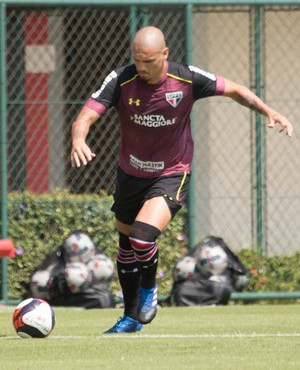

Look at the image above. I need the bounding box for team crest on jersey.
[166,92,183,108]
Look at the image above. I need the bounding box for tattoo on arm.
[234,94,265,115]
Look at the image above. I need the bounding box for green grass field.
[1,304,300,370]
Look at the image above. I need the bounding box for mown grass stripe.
[2,333,300,340]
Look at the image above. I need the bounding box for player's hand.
[267,112,293,138]
[71,140,96,168]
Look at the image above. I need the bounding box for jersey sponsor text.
[131,114,176,127]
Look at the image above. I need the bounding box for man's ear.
[163,47,169,60]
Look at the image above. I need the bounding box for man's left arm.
[223,78,293,137]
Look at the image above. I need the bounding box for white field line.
[52,333,300,339]
[2,333,300,339]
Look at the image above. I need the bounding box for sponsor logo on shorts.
[130,154,164,172]
[166,91,183,108]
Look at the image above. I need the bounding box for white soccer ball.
[62,231,96,264]
[197,245,228,277]
[209,275,228,283]
[65,262,92,293]
[29,270,51,299]
[12,298,55,338]
[233,274,250,291]
[173,256,196,282]
[87,254,114,283]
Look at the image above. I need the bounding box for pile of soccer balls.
[30,231,114,297]
[173,244,229,282]
[63,231,114,293]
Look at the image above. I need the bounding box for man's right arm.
[71,107,100,168]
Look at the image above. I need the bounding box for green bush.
[239,248,300,292]
[5,191,188,299]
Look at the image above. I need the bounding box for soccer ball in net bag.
[12,298,55,338]
[197,245,228,277]
[65,262,92,293]
[29,270,51,299]
[62,231,96,264]
[173,256,196,282]
[87,254,114,283]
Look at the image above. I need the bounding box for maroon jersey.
[85,61,225,178]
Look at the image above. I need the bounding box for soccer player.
[71,26,293,333]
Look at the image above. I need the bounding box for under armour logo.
[128,98,141,106]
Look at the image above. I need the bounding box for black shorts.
[111,167,191,225]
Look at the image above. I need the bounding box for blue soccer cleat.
[104,315,143,334]
[138,285,158,324]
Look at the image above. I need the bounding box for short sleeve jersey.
[85,61,225,178]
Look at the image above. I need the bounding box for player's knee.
[129,221,161,264]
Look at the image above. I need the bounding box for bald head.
[133,26,166,51]
[132,26,169,84]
